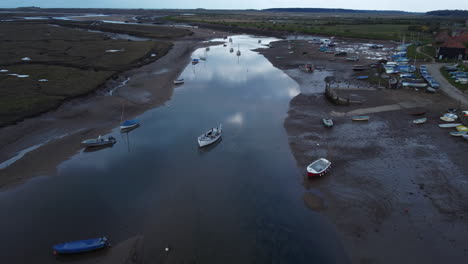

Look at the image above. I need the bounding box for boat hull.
[307,158,332,177]
[352,116,369,121]
[198,134,221,147]
[53,237,108,255]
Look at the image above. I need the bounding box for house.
[436,31,468,60]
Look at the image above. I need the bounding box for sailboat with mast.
[120,103,140,132]
[236,44,241,56]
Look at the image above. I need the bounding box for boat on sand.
[352,116,369,121]
[173,79,184,84]
[53,237,109,255]
[438,123,462,128]
[413,117,427,124]
[307,158,332,177]
[198,124,222,147]
[81,136,116,147]
[322,118,333,127]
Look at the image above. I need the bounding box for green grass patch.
[440,68,468,92]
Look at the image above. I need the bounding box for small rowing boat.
[413,117,427,124]
[440,116,456,122]
[307,158,332,177]
[438,123,462,128]
[456,125,468,132]
[53,237,109,255]
[352,116,369,121]
[322,118,333,128]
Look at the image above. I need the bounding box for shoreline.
[0,27,226,189]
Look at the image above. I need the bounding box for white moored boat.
[82,135,116,147]
[307,158,332,177]
[438,123,462,128]
[198,124,222,147]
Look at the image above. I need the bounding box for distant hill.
[426,10,468,17]
[262,8,414,14]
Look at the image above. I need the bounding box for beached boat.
[198,124,222,147]
[53,237,109,255]
[322,118,333,128]
[463,134,468,140]
[440,116,456,122]
[120,119,140,131]
[229,38,232,42]
[173,78,184,84]
[443,113,458,119]
[81,136,116,147]
[450,131,467,137]
[438,123,462,128]
[356,75,369,80]
[352,116,369,121]
[402,82,428,88]
[258,39,261,43]
[413,117,427,124]
[426,87,436,93]
[307,158,332,177]
[456,125,468,132]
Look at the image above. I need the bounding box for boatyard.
[0,7,468,264]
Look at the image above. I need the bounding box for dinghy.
[53,237,109,255]
[438,123,462,128]
[173,79,184,84]
[456,126,468,132]
[81,136,116,147]
[352,116,369,121]
[322,118,333,128]
[413,117,427,124]
[120,119,140,131]
[440,116,456,122]
[198,124,222,147]
[450,131,467,137]
[307,158,332,177]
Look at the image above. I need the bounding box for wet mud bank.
[259,39,468,263]
[0,27,226,189]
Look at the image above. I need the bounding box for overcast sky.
[1,0,467,12]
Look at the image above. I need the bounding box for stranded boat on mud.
[307,158,332,177]
[53,237,109,255]
[322,118,333,128]
[413,117,427,124]
[352,116,369,121]
[438,123,462,128]
[81,136,116,147]
[198,124,222,147]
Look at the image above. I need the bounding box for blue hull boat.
[53,237,109,255]
[120,119,140,130]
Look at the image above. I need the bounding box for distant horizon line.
[0,6,448,13]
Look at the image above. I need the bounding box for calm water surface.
[0,35,348,263]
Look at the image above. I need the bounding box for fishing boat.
[198,124,222,147]
[120,119,140,131]
[456,125,468,132]
[81,136,116,147]
[322,118,333,128]
[173,78,184,84]
[443,113,458,119]
[413,117,427,124]
[352,116,369,121]
[53,237,109,255]
[450,131,467,137]
[438,123,462,128]
[307,158,332,177]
